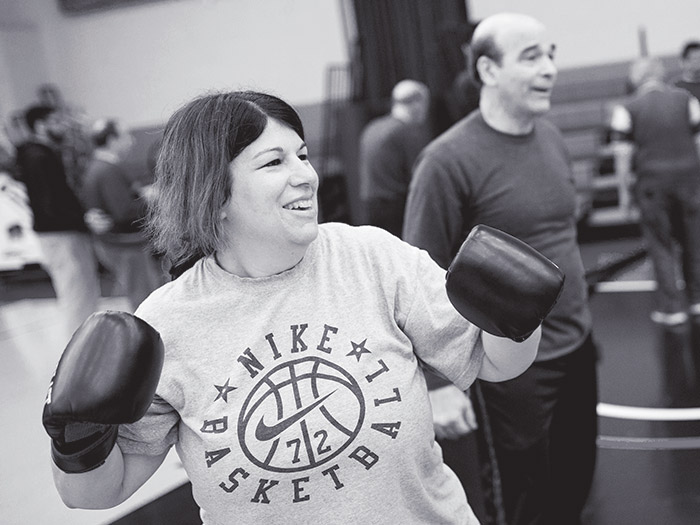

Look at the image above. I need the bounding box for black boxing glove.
[42,311,164,473]
[446,224,565,342]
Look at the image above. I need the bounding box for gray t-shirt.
[119,223,484,525]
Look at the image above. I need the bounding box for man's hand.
[428,384,477,440]
[84,208,114,235]
[135,183,157,203]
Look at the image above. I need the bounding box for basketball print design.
[238,356,365,473]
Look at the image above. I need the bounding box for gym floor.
[1,225,699,525]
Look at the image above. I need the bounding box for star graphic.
[214,378,237,403]
[347,338,372,362]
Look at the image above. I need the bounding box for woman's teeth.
[284,200,312,210]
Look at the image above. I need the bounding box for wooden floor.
[2,227,700,524]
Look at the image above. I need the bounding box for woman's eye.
[263,159,281,168]
[299,153,308,161]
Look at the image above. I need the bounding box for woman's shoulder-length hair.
[146,90,305,277]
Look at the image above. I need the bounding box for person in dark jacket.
[14,105,101,337]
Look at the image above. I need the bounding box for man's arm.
[608,104,635,177]
[688,95,700,153]
[609,104,633,140]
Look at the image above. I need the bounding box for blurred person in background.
[36,83,94,193]
[358,79,433,237]
[13,105,101,336]
[82,118,165,311]
[674,40,700,101]
[610,57,700,326]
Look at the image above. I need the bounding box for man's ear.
[477,55,498,86]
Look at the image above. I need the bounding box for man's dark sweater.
[14,141,86,232]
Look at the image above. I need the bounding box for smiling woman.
[43,89,556,525]
[146,91,311,278]
[219,118,319,278]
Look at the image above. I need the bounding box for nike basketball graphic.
[239,356,365,473]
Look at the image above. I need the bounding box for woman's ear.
[220,210,227,220]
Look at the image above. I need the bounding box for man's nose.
[541,55,557,78]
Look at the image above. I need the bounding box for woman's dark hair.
[146,90,305,277]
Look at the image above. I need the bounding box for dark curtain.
[326,0,473,226]
[352,0,470,117]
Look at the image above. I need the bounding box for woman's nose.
[290,158,318,187]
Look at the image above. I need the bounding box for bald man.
[358,79,433,236]
[403,13,597,525]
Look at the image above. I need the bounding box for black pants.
[478,335,599,525]
[439,425,489,523]
[634,177,700,313]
